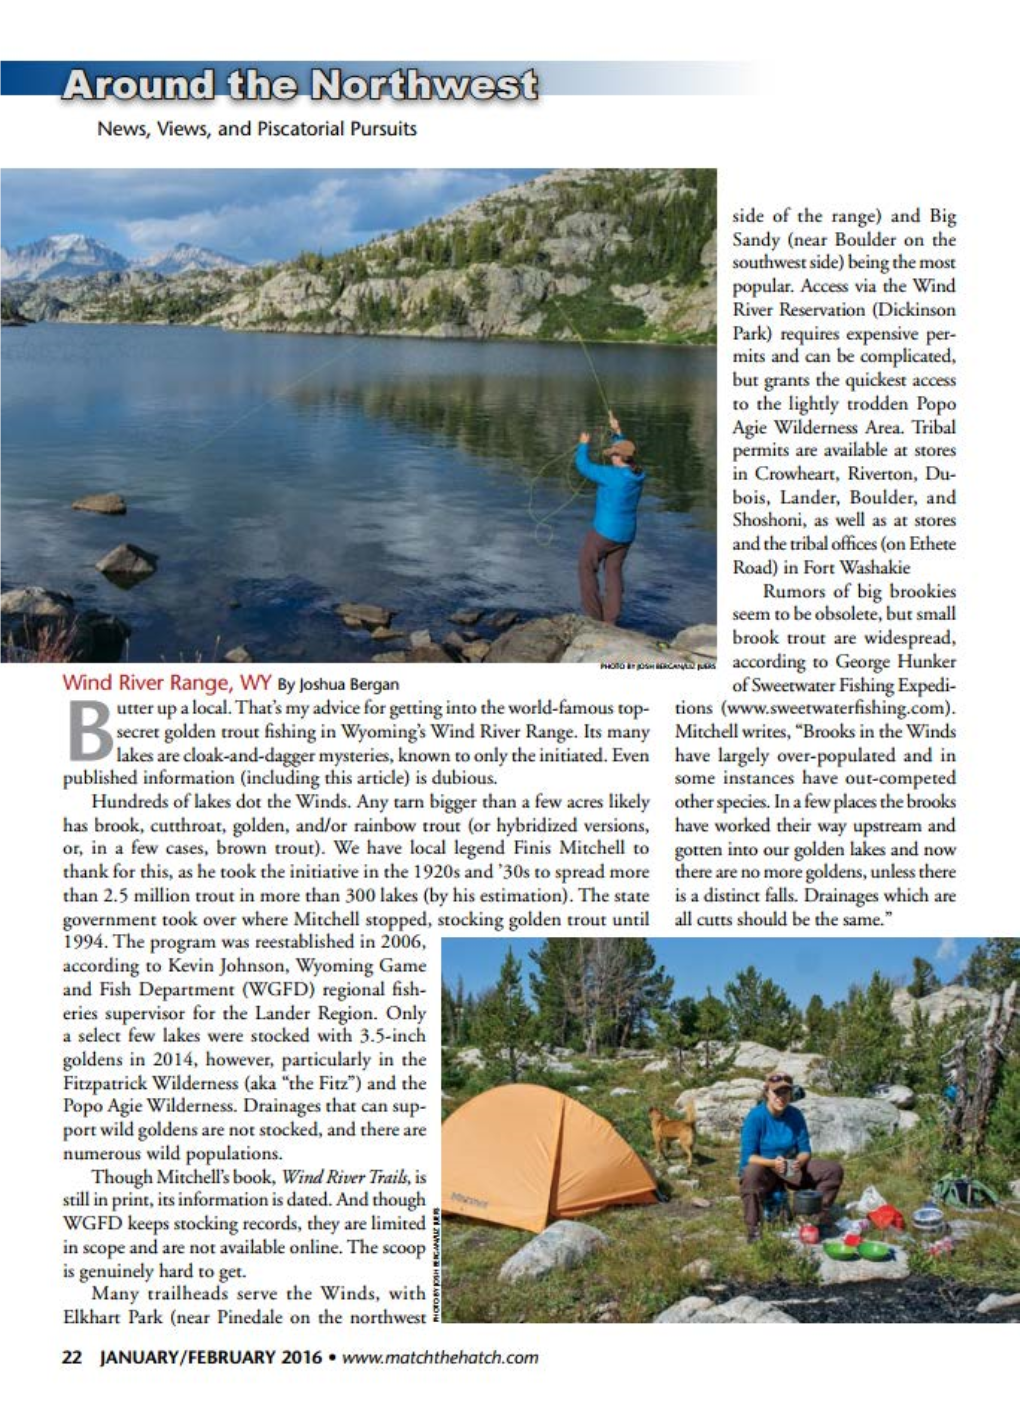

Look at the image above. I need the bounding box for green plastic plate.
[823,1241,860,1260]
[857,1241,893,1261]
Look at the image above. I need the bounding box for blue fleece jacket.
[574,436,646,544]
[739,1102,812,1173]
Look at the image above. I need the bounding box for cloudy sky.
[443,937,983,1005]
[0,168,546,263]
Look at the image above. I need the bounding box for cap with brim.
[766,1072,794,1089]
[602,439,637,459]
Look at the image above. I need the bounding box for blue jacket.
[574,436,646,544]
[739,1101,811,1173]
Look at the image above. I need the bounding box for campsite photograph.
[1,168,717,665]
[440,937,1020,1323]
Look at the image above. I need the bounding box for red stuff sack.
[868,1205,905,1231]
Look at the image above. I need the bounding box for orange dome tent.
[441,1083,658,1232]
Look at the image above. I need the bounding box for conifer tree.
[828,973,905,1095]
[803,994,838,1053]
[724,966,801,1049]
[907,956,941,999]
[475,949,537,1084]
[963,939,1020,991]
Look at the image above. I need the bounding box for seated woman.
[739,1071,844,1242]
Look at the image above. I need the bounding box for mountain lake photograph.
[1,169,717,665]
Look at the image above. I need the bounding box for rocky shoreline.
[2,581,716,666]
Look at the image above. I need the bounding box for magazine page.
[2,3,1016,1397]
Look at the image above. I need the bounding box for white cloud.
[120,178,359,259]
[935,938,959,964]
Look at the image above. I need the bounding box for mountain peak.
[1,233,129,281]
[134,244,247,275]
[1,233,246,282]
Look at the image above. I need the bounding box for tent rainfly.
[441,1083,658,1232]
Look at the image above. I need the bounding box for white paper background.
[2,2,1016,1394]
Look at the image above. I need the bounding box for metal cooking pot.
[793,1188,824,1215]
[912,1203,946,1234]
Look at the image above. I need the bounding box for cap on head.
[603,438,637,461]
[766,1072,794,1091]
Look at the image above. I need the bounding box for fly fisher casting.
[523,297,647,625]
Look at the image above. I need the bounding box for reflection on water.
[2,324,716,662]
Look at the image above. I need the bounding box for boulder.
[680,1080,900,1153]
[0,588,130,662]
[643,1058,670,1073]
[891,984,991,1029]
[70,611,132,662]
[683,1258,713,1281]
[793,1092,899,1154]
[681,1079,762,1139]
[1,585,75,628]
[460,640,491,662]
[975,1292,1020,1315]
[409,629,432,649]
[485,616,572,663]
[871,1084,916,1110]
[560,619,716,667]
[95,542,158,584]
[335,602,395,629]
[671,623,718,659]
[407,643,456,663]
[812,1243,910,1285]
[655,1295,798,1324]
[714,1042,830,1087]
[72,492,127,514]
[449,609,484,626]
[713,1040,783,1070]
[498,1220,607,1283]
[785,1055,832,1088]
[223,646,253,663]
[464,613,717,665]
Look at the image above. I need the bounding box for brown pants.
[578,529,631,625]
[740,1159,844,1232]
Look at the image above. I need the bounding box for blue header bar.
[1,61,752,98]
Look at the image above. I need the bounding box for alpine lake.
[1,323,716,663]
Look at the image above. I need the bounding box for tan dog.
[650,1104,696,1168]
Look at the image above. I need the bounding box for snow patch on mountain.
[2,234,246,281]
